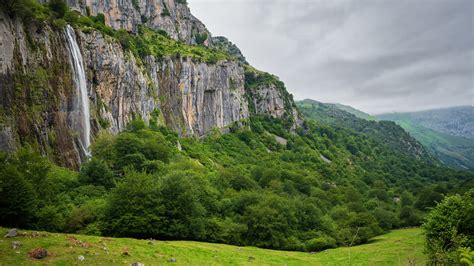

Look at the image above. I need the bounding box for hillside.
[296,99,429,159]
[379,107,474,170]
[332,103,378,121]
[379,107,474,139]
[0,227,426,265]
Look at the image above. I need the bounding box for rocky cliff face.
[0,1,299,168]
[64,0,211,45]
[0,13,248,167]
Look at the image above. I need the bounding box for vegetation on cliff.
[0,0,231,64]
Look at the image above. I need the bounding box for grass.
[0,228,426,265]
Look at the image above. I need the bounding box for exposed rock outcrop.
[0,13,250,167]
[0,0,299,168]
[65,0,211,45]
[212,36,248,64]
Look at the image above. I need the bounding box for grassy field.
[0,227,426,265]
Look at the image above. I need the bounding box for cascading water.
[65,25,91,158]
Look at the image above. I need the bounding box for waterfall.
[65,25,91,158]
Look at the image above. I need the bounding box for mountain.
[379,106,474,140]
[0,0,473,255]
[332,103,378,121]
[296,99,429,159]
[0,0,299,169]
[378,107,474,170]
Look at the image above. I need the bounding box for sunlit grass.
[0,227,426,265]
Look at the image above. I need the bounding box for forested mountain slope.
[380,106,474,139]
[296,99,430,159]
[379,107,474,170]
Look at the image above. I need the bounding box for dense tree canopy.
[0,115,472,251]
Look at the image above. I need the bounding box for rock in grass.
[12,241,21,249]
[131,262,145,266]
[169,257,177,262]
[78,255,85,261]
[4,229,17,238]
[29,248,48,259]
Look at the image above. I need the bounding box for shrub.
[105,172,163,238]
[0,163,37,227]
[195,33,208,45]
[36,205,65,232]
[305,235,337,251]
[48,0,68,18]
[422,190,473,264]
[79,158,116,189]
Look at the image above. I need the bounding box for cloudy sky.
[188,0,473,114]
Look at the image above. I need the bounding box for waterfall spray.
[65,25,91,158]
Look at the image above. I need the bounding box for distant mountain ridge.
[378,106,474,170]
[296,99,430,159]
[379,106,474,140]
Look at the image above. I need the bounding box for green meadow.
[0,227,426,265]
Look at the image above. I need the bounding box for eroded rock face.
[0,0,299,168]
[0,13,250,167]
[78,29,248,136]
[149,57,249,135]
[0,13,83,168]
[248,83,301,128]
[66,0,211,45]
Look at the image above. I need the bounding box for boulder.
[169,257,177,262]
[29,248,48,259]
[4,228,17,238]
[12,241,21,249]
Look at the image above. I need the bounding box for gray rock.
[12,241,21,249]
[4,228,17,238]
[169,257,177,262]
[78,255,85,261]
[65,0,212,45]
[131,263,145,266]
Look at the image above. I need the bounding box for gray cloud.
[189,0,474,114]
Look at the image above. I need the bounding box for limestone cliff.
[64,0,211,45]
[0,1,299,168]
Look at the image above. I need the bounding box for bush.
[422,190,473,264]
[48,0,68,18]
[36,205,65,232]
[79,158,116,189]
[104,172,163,238]
[0,163,37,227]
[195,33,208,45]
[305,235,337,251]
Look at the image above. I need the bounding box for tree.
[0,164,37,227]
[158,170,212,239]
[49,0,68,18]
[422,190,473,264]
[79,158,116,189]
[104,172,163,238]
[195,33,208,45]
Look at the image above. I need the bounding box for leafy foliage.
[1,115,471,251]
[422,190,474,264]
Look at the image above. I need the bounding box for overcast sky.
[188,0,473,114]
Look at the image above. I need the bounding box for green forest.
[1,114,472,253]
